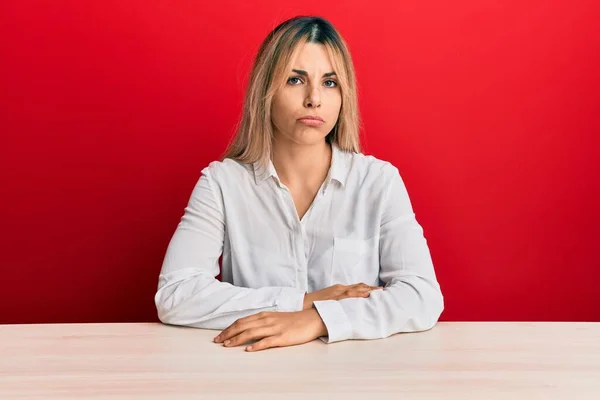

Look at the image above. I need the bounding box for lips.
[298,118,325,126]
[298,116,324,122]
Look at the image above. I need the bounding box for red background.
[1,1,599,324]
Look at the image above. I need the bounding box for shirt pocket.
[330,235,380,285]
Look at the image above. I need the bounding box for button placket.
[298,221,309,291]
[300,224,309,258]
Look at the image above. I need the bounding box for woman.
[155,15,444,352]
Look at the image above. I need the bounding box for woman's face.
[271,42,342,146]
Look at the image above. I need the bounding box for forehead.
[289,42,334,71]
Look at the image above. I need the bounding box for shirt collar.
[252,142,351,188]
[252,157,279,185]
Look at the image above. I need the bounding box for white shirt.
[155,143,444,343]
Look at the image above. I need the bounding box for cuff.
[275,287,306,312]
[312,300,352,343]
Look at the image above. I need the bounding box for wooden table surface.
[1,322,599,399]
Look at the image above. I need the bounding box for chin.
[275,128,329,146]
[295,134,330,146]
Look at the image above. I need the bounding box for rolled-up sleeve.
[313,165,444,343]
[155,163,305,330]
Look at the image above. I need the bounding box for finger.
[351,283,381,291]
[347,288,371,295]
[336,290,370,300]
[348,285,371,292]
[351,283,370,290]
[220,315,277,345]
[333,284,370,297]
[246,335,281,352]
[216,319,259,343]
[214,312,271,343]
[224,326,277,348]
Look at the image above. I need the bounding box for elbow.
[387,276,445,333]
[403,278,444,332]
[156,305,174,326]
[154,286,186,326]
[155,290,174,325]
[386,277,445,334]
[153,272,220,328]
[154,272,200,327]
[422,284,444,330]
[154,277,215,328]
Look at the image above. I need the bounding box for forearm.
[155,269,306,330]
[313,275,443,343]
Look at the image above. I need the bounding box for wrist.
[308,306,328,337]
[302,292,313,310]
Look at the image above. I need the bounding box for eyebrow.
[292,69,337,78]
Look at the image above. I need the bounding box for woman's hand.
[213,309,328,352]
[302,283,384,310]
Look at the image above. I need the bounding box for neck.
[271,139,332,187]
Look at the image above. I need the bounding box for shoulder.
[200,157,253,183]
[349,151,401,182]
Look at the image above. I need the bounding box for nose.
[304,84,321,108]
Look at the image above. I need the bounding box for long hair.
[222,16,361,169]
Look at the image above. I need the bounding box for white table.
[1,322,599,399]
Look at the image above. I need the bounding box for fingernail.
[246,345,253,351]
[214,336,220,342]
[224,340,230,346]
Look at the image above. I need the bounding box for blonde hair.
[222,16,362,169]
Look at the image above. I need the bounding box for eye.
[324,79,338,88]
[287,77,303,85]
